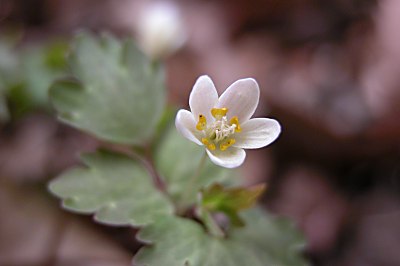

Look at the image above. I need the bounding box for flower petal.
[189,75,219,122]
[175,109,202,145]
[233,118,281,149]
[206,147,246,168]
[217,78,259,123]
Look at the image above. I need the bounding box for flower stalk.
[177,152,207,214]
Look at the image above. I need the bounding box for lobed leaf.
[19,42,68,108]
[49,150,174,226]
[0,38,19,92]
[50,32,165,145]
[134,208,309,266]
[1,40,69,117]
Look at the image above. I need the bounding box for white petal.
[175,109,202,145]
[189,75,219,122]
[217,78,259,123]
[206,148,246,168]
[233,118,281,149]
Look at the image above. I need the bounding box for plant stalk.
[178,152,207,214]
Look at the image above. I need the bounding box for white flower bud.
[136,2,186,59]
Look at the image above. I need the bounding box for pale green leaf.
[19,42,68,108]
[1,40,68,117]
[0,38,19,92]
[155,125,237,206]
[50,32,165,145]
[134,208,309,266]
[49,151,174,226]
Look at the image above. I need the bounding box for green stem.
[200,208,225,238]
[143,144,167,193]
[142,144,178,211]
[178,152,207,213]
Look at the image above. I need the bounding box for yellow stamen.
[196,114,207,131]
[211,108,228,119]
[202,138,216,150]
[230,116,241,132]
[220,138,236,151]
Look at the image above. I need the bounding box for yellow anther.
[230,116,241,132]
[211,108,228,119]
[202,138,216,150]
[220,138,236,151]
[196,114,207,131]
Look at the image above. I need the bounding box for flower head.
[175,75,281,168]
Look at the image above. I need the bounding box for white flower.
[175,75,281,168]
[136,2,186,59]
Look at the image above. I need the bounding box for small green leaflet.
[50,32,165,145]
[49,151,174,226]
[134,208,309,266]
[200,183,266,227]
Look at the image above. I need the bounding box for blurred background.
[1,0,400,265]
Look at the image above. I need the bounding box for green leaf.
[22,42,68,103]
[49,32,165,145]
[134,208,309,266]
[19,43,68,108]
[200,183,266,227]
[0,38,19,92]
[49,151,174,226]
[155,125,237,206]
[3,40,69,117]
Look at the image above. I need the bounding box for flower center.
[196,108,241,151]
